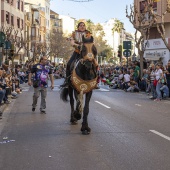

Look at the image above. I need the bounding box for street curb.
[0,104,8,118]
[0,99,16,135]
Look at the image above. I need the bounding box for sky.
[50,0,135,33]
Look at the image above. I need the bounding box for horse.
[60,35,98,134]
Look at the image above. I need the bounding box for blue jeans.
[150,82,156,98]
[156,82,162,99]
[167,79,170,97]
[0,90,6,104]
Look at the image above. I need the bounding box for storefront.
[144,38,170,66]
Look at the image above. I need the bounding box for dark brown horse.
[60,35,98,134]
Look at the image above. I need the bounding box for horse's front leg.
[68,87,77,124]
[81,91,92,134]
[74,90,82,120]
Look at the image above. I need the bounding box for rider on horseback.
[60,22,93,87]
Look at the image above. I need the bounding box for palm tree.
[112,19,124,33]
[112,19,124,62]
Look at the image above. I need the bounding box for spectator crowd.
[0,58,170,119]
[0,63,29,118]
[98,60,170,101]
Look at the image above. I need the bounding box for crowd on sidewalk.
[1,58,170,119]
[98,60,170,101]
[0,63,29,118]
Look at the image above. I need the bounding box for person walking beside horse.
[28,55,54,114]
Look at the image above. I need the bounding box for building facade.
[134,0,170,65]
[24,0,50,39]
[59,15,75,36]
[1,0,25,64]
[50,10,62,33]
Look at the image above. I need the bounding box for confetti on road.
[0,140,15,144]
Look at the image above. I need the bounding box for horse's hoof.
[71,122,77,125]
[70,118,78,125]
[74,113,82,120]
[81,130,90,135]
[81,126,91,134]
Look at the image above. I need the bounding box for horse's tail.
[60,87,69,102]
[77,91,84,114]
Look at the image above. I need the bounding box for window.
[31,28,35,36]
[21,19,23,29]
[21,1,23,11]
[11,15,14,26]
[17,18,20,28]
[6,12,10,24]
[140,1,157,21]
[17,0,20,10]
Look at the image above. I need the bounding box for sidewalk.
[0,104,7,119]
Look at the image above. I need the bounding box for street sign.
[123,49,131,57]
[123,41,131,50]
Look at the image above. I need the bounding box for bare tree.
[152,0,170,50]
[0,26,28,67]
[126,0,158,74]
[49,29,72,63]
[126,0,170,74]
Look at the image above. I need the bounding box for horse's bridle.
[79,43,98,68]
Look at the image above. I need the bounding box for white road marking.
[99,88,110,92]
[150,130,170,141]
[95,101,110,109]
[135,104,141,107]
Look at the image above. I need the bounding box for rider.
[60,22,92,87]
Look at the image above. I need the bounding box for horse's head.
[80,34,98,70]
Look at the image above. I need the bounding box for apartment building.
[1,0,24,28]
[1,0,25,64]
[59,15,75,36]
[134,0,170,65]
[50,10,62,33]
[25,2,47,61]
[24,0,50,38]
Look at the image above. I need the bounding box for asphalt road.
[0,79,170,170]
